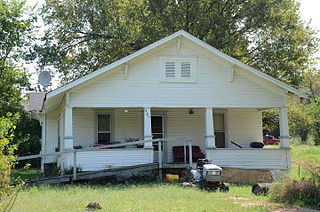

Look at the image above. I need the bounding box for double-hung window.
[97,114,112,144]
[159,56,197,82]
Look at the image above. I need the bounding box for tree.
[36,0,318,86]
[302,68,320,102]
[0,0,35,115]
[309,101,320,145]
[288,102,313,142]
[0,0,39,172]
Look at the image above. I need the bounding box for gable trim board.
[46,30,307,102]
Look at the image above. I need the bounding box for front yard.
[10,183,279,212]
[6,144,320,212]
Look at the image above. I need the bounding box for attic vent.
[165,62,175,78]
[181,62,191,78]
[159,56,196,83]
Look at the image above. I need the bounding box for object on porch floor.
[73,145,83,149]
[252,183,271,195]
[172,145,205,162]
[92,141,123,148]
[125,138,143,148]
[250,142,264,148]
[230,141,243,148]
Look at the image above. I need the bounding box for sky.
[26,0,320,90]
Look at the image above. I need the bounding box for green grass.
[8,183,279,212]
[11,169,42,182]
[289,144,320,179]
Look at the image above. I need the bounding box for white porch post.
[143,107,153,148]
[279,106,290,148]
[205,107,216,148]
[64,106,74,150]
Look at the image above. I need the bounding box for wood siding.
[69,38,285,108]
[227,109,263,148]
[58,149,153,171]
[206,148,290,170]
[44,113,58,163]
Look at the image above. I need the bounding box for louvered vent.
[181,62,191,78]
[165,62,175,78]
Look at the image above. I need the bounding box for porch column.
[279,106,290,148]
[143,107,153,148]
[64,106,74,150]
[205,107,216,148]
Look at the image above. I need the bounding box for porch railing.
[16,137,193,181]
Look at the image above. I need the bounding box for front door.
[151,115,164,151]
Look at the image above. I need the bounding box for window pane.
[98,115,110,131]
[214,114,224,132]
[98,133,110,143]
[152,116,163,133]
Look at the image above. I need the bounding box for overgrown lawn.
[9,183,278,212]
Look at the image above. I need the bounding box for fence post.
[188,140,192,168]
[73,150,77,181]
[158,141,163,181]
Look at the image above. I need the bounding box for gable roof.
[47,30,307,99]
[24,92,46,112]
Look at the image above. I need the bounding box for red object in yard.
[263,135,280,145]
[172,146,205,162]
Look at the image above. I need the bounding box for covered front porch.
[55,106,291,171]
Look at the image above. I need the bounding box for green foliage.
[36,0,318,86]
[288,102,313,142]
[309,101,320,145]
[270,165,320,209]
[0,115,17,202]
[270,145,320,208]
[11,169,41,182]
[0,0,41,162]
[262,109,279,137]
[263,102,319,144]
[302,69,320,102]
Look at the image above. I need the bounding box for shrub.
[0,116,16,199]
[269,163,320,208]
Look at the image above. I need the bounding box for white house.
[35,30,306,172]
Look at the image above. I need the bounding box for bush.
[269,162,320,208]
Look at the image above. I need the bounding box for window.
[214,113,225,148]
[159,57,196,82]
[97,114,111,144]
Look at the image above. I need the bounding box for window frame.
[159,56,197,83]
[94,110,114,144]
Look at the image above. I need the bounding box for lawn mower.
[189,159,229,192]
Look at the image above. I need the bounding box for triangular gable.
[47,30,307,99]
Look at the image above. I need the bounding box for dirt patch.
[239,200,277,207]
[272,207,319,212]
[227,196,249,201]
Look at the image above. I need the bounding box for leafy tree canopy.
[0,0,40,159]
[0,0,35,115]
[36,0,318,87]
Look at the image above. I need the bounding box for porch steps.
[25,163,158,185]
